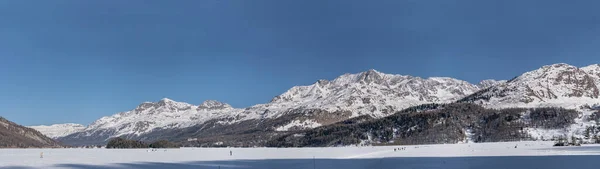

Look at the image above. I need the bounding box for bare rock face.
[0,117,61,148]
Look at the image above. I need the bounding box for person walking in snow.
[230,150,232,156]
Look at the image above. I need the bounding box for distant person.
[40,152,43,158]
[230,150,232,156]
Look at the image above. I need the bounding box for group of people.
[393,147,406,152]
[147,149,167,152]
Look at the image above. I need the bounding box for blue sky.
[1,0,599,126]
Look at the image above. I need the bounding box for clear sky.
[1,0,599,126]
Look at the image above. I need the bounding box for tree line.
[106,137,179,149]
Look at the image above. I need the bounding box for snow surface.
[2,141,600,169]
[275,119,321,131]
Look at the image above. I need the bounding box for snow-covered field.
[2,141,600,169]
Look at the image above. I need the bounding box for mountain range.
[26,63,600,146]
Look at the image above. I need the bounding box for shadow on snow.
[2,156,600,169]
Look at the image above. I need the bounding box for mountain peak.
[315,79,330,87]
[357,69,384,83]
[134,98,193,112]
[366,69,380,74]
[198,100,232,110]
[552,63,572,66]
[514,63,582,81]
[540,63,577,70]
[155,98,177,107]
[156,98,174,106]
[364,69,383,76]
[159,98,174,103]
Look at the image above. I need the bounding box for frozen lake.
[2,141,600,169]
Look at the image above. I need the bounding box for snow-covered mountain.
[461,63,600,109]
[242,69,486,131]
[28,123,86,139]
[52,64,600,146]
[59,98,247,144]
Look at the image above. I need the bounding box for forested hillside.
[267,103,580,147]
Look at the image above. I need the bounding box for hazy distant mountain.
[28,123,85,139]
[0,117,61,148]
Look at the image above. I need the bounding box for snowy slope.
[582,64,600,86]
[2,141,600,169]
[28,123,86,139]
[462,63,600,109]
